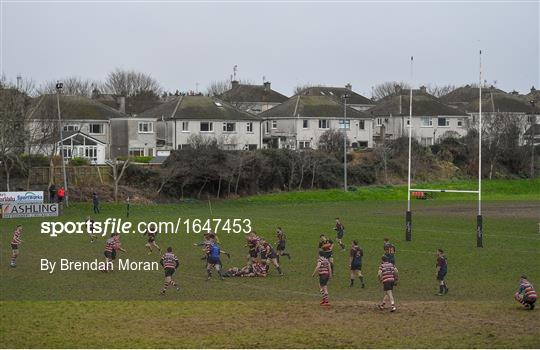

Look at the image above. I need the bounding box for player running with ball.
[160,247,180,295]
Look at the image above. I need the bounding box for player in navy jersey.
[435,248,449,295]
[334,218,346,251]
[383,238,396,265]
[160,247,180,294]
[275,227,291,260]
[10,225,23,267]
[349,240,365,288]
[144,223,161,255]
[206,243,229,280]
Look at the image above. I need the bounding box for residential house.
[300,84,375,111]
[139,95,262,155]
[26,94,157,164]
[259,94,373,149]
[218,81,288,114]
[368,87,469,146]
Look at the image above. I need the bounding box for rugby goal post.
[405,52,483,248]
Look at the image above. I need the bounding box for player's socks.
[390,305,396,312]
[277,267,283,275]
[350,279,354,287]
[360,276,365,288]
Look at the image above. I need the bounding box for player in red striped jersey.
[312,246,332,306]
[85,216,97,243]
[160,247,180,295]
[144,223,161,255]
[275,227,291,260]
[10,225,23,267]
[377,255,399,312]
[515,275,537,310]
[261,241,283,276]
[102,233,116,271]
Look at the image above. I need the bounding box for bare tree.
[318,129,349,154]
[103,69,162,97]
[38,76,97,96]
[426,84,456,98]
[206,80,231,96]
[0,86,30,190]
[107,158,131,202]
[372,81,411,100]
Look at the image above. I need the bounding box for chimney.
[231,80,239,89]
[419,85,427,93]
[118,96,126,114]
[531,86,536,93]
[345,83,352,91]
[263,81,271,91]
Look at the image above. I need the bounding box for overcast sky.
[1,1,538,97]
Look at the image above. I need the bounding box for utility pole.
[342,93,349,192]
[530,101,536,178]
[56,82,69,207]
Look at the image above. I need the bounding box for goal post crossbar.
[409,189,479,194]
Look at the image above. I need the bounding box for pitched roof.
[440,85,506,104]
[367,90,467,116]
[28,94,129,120]
[139,95,260,121]
[218,83,288,103]
[466,92,540,113]
[300,86,374,105]
[93,93,163,116]
[58,131,105,145]
[259,95,369,119]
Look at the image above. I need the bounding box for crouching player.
[10,225,23,267]
[312,245,332,306]
[515,275,537,310]
[378,255,398,312]
[160,247,180,295]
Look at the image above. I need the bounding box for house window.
[182,121,189,131]
[223,122,236,132]
[457,118,463,127]
[303,120,309,129]
[246,122,253,133]
[85,146,97,161]
[63,124,79,132]
[319,119,329,129]
[299,141,311,149]
[62,148,72,158]
[437,118,450,127]
[138,122,154,133]
[421,117,433,127]
[129,148,144,157]
[359,120,365,130]
[200,122,213,132]
[339,119,350,129]
[272,120,277,129]
[89,123,104,135]
[376,118,383,126]
[420,137,433,146]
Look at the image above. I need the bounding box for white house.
[140,95,263,155]
[218,81,288,114]
[368,87,470,146]
[259,94,373,149]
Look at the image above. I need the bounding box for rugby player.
[10,225,23,267]
[435,248,449,295]
[206,242,229,280]
[334,218,346,251]
[515,275,537,310]
[318,234,334,272]
[312,247,332,306]
[160,247,180,295]
[85,216,97,243]
[262,240,283,276]
[383,238,396,265]
[144,223,161,254]
[377,255,398,312]
[349,240,365,288]
[275,227,291,260]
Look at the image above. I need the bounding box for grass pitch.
[1,179,539,348]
